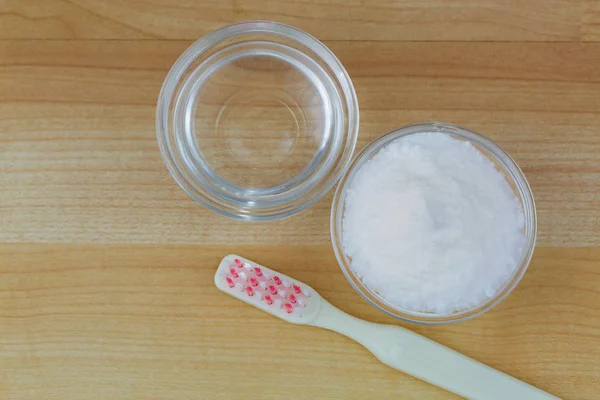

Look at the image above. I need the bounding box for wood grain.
[0,244,598,400]
[1,41,599,247]
[0,0,584,41]
[584,0,600,41]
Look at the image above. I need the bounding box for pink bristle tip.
[245,286,254,296]
[264,295,273,305]
[284,303,293,314]
[225,277,235,288]
[269,285,277,295]
[229,268,239,278]
[249,277,258,287]
[234,259,243,268]
[289,294,297,303]
[274,276,282,285]
[292,284,301,294]
[254,267,263,277]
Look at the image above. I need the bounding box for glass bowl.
[157,21,359,220]
[330,122,537,325]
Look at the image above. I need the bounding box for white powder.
[342,132,525,314]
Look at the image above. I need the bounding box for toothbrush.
[214,255,558,400]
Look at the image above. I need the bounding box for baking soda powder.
[342,133,525,314]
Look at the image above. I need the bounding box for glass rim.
[330,122,538,325]
[156,21,359,221]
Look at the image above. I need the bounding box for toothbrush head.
[214,255,321,324]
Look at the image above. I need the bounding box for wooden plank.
[583,0,600,41]
[1,40,599,246]
[0,0,583,41]
[0,244,598,399]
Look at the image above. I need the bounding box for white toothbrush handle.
[310,300,558,400]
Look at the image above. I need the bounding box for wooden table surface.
[1,1,600,399]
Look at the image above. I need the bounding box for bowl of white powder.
[331,122,536,324]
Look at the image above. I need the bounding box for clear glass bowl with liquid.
[330,122,537,324]
[157,21,359,220]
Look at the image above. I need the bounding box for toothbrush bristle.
[218,256,314,318]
